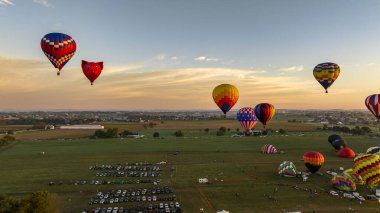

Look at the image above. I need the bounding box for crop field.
[0,121,380,213]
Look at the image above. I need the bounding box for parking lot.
[81,162,181,213]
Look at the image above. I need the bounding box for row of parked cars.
[83,202,181,213]
[49,179,160,186]
[96,186,173,198]
[95,171,161,178]
[88,194,177,205]
[89,164,158,171]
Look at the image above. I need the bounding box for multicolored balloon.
[354,154,380,189]
[236,107,258,133]
[313,62,340,93]
[303,151,325,173]
[212,84,239,116]
[331,175,356,192]
[81,60,104,85]
[337,147,355,158]
[366,147,380,155]
[365,94,380,120]
[278,161,297,177]
[343,168,364,185]
[41,32,76,75]
[261,144,277,154]
[254,103,275,128]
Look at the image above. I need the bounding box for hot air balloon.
[366,147,380,155]
[365,94,380,121]
[343,168,364,185]
[303,151,324,173]
[81,60,104,85]
[331,175,356,192]
[313,62,340,93]
[354,154,380,189]
[337,147,355,158]
[236,107,257,134]
[261,144,277,154]
[41,32,76,75]
[212,84,239,117]
[331,139,347,151]
[328,134,342,144]
[254,103,275,128]
[278,161,297,177]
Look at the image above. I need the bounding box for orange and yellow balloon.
[212,84,239,116]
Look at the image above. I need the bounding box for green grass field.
[1,121,380,213]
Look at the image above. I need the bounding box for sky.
[1,0,380,111]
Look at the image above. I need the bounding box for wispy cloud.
[278,65,304,73]
[0,55,363,110]
[194,56,219,62]
[155,53,166,61]
[0,0,14,6]
[33,0,54,8]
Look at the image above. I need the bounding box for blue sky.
[1,0,380,110]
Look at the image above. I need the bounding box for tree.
[216,130,225,136]
[219,127,226,133]
[174,130,184,137]
[0,195,20,213]
[93,128,119,138]
[204,128,209,133]
[153,132,160,138]
[278,129,286,135]
[7,130,14,135]
[20,191,51,213]
[236,128,240,132]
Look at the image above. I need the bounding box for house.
[60,125,104,130]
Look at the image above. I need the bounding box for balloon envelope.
[354,154,380,189]
[328,134,342,144]
[261,144,277,154]
[337,147,355,158]
[81,60,103,85]
[313,62,340,93]
[331,139,347,151]
[366,147,380,155]
[365,94,380,120]
[331,175,356,192]
[41,32,76,75]
[343,168,364,185]
[303,151,325,173]
[236,107,258,133]
[278,161,297,177]
[212,84,239,115]
[254,103,275,128]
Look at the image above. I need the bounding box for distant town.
[0,109,377,126]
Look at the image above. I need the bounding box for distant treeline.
[5,118,97,127]
[319,125,373,135]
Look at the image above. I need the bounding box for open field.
[0,121,380,212]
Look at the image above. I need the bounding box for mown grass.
[0,121,379,212]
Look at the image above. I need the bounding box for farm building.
[60,125,104,130]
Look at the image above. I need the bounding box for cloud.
[0,55,363,110]
[194,56,219,62]
[0,0,14,6]
[155,53,166,61]
[33,0,54,8]
[170,56,178,60]
[278,65,304,73]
